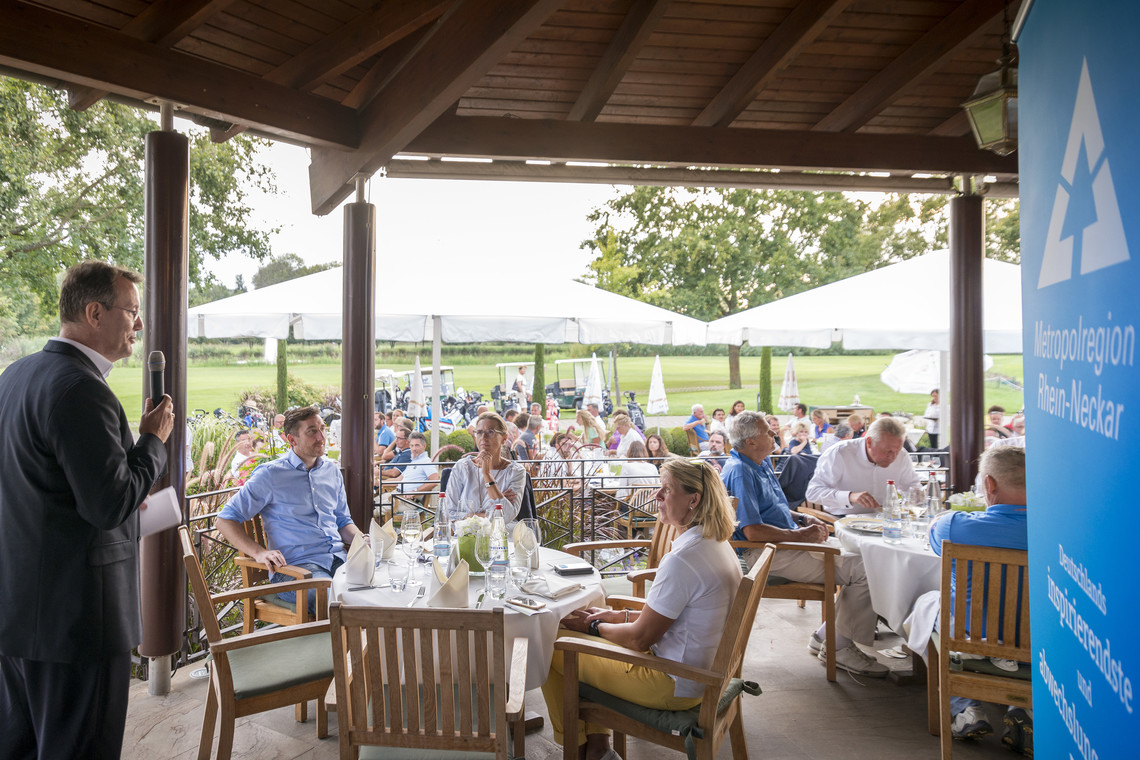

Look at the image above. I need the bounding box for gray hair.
[728,410,766,448]
[867,416,906,443]
[527,416,542,431]
[834,424,853,439]
[59,260,142,324]
[691,403,704,413]
[979,446,1026,491]
[408,431,427,447]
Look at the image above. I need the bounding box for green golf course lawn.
[104,354,1025,421]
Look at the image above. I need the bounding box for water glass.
[487,564,508,599]
[388,559,411,592]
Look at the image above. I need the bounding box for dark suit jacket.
[0,341,166,663]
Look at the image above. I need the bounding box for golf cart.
[396,366,456,400]
[374,369,398,412]
[546,358,612,413]
[492,362,533,415]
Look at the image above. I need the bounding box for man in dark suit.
[0,260,174,759]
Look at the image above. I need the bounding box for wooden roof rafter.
[567,0,672,122]
[692,0,852,128]
[812,0,1008,133]
[67,0,238,111]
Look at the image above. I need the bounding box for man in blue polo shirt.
[721,411,886,677]
[216,405,365,614]
[683,403,710,451]
[929,445,1030,754]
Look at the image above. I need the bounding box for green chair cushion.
[262,594,296,612]
[227,631,333,701]
[949,653,1032,681]
[356,683,518,760]
[577,677,761,760]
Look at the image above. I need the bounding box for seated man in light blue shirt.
[396,432,439,495]
[683,403,710,451]
[928,445,1030,753]
[216,405,365,614]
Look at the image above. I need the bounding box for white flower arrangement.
[946,491,987,511]
[455,515,490,538]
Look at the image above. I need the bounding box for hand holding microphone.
[140,350,175,443]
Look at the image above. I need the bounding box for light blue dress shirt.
[219,449,353,569]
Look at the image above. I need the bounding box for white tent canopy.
[189,267,707,346]
[706,250,1023,352]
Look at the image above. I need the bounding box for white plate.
[839,517,884,535]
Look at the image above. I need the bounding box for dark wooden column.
[139,125,188,677]
[948,193,985,492]
[342,189,376,529]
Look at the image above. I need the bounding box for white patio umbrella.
[582,353,604,411]
[406,356,427,418]
[880,350,993,394]
[647,355,669,415]
[777,353,800,412]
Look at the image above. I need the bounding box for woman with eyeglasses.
[444,411,526,521]
[542,458,741,760]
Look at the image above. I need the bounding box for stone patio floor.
[123,598,1019,759]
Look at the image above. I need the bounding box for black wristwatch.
[588,619,601,637]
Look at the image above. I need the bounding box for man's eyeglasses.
[105,304,141,320]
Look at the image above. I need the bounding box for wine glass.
[400,508,423,586]
[474,533,493,594]
[517,518,541,584]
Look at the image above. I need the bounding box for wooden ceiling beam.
[308,0,562,215]
[0,0,357,147]
[812,0,1005,133]
[929,109,972,137]
[67,0,236,110]
[566,0,672,122]
[340,28,432,110]
[692,0,851,128]
[263,0,449,91]
[401,113,1018,176]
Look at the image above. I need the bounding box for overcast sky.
[207,139,626,289]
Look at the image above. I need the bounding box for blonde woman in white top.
[542,458,741,760]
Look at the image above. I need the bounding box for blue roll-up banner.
[1020,1,1137,757]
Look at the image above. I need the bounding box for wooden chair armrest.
[626,568,658,598]
[234,556,313,579]
[555,636,720,687]
[210,619,331,653]
[505,637,529,717]
[604,596,646,611]
[562,539,651,556]
[730,540,839,556]
[210,577,332,606]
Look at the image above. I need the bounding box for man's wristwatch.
[587,619,601,637]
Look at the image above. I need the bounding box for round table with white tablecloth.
[331,546,605,691]
[835,517,942,633]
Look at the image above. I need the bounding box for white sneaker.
[807,632,824,655]
[819,642,889,677]
[951,705,993,739]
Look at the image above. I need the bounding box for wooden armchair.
[557,544,776,760]
[563,518,678,599]
[927,542,1031,759]
[796,501,838,534]
[231,515,317,635]
[329,604,528,759]
[179,526,334,760]
[614,486,660,540]
[730,539,840,682]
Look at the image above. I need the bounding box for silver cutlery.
[407,586,426,607]
[347,582,391,592]
[475,591,486,609]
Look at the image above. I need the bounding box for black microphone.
[148,350,165,404]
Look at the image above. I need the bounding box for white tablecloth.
[836,522,941,633]
[331,547,605,691]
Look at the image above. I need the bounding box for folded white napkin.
[370,518,398,560]
[426,557,470,608]
[344,534,375,586]
[511,522,540,570]
[521,572,583,600]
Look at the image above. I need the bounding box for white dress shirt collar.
[49,336,114,379]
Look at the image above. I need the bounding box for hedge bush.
[666,427,691,456]
[448,429,476,453]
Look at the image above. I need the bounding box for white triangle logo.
[1037,59,1131,289]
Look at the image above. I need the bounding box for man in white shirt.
[229,429,256,479]
[806,417,920,515]
[396,433,439,495]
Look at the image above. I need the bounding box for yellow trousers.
[541,630,702,747]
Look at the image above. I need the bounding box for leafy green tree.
[0,76,277,323]
[252,253,337,289]
[532,343,546,411]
